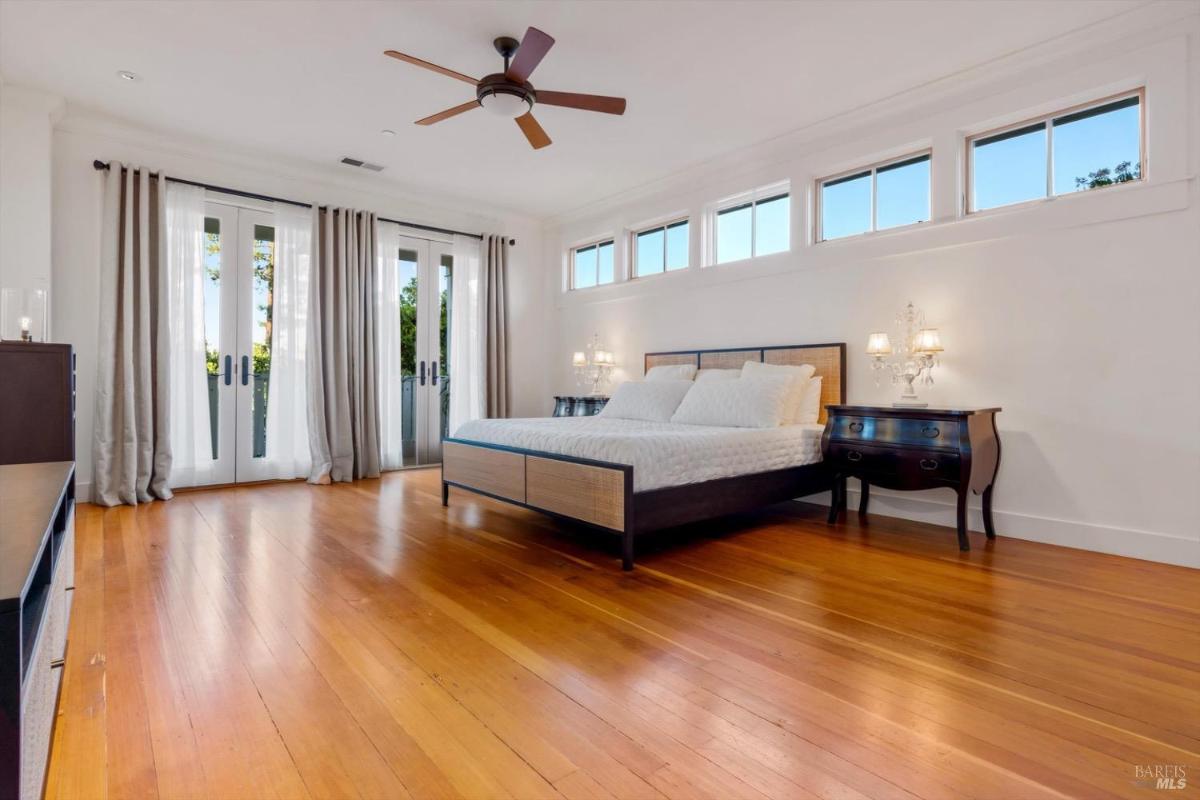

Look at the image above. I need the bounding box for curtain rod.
[92,160,515,246]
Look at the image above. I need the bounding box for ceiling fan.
[384,27,626,150]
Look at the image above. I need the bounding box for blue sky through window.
[973,94,1140,211]
[636,220,689,276]
[636,228,664,275]
[573,245,596,288]
[755,195,789,256]
[716,203,752,263]
[821,173,871,240]
[665,221,688,270]
[597,241,614,284]
[973,125,1046,210]
[1052,101,1139,195]
[574,241,614,287]
[716,194,788,264]
[876,156,930,230]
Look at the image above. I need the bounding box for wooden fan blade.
[536,90,626,115]
[384,50,477,85]
[505,27,555,83]
[515,112,551,150]
[415,100,480,126]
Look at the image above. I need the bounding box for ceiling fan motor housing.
[477,73,535,117]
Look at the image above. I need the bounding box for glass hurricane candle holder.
[1,288,48,342]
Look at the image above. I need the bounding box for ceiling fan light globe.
[480,91,532,118]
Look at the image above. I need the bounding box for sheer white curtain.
[263,203,314,480]
[376,221,405,469]
[448,234,485,433]
[165,182,214,489]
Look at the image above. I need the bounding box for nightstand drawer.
[829,415,954,449]
[827,442,961,484]
[895,450,961,482]
[826,442,899,474]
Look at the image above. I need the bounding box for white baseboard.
[76,481,91,505]
[806,485,1199,569]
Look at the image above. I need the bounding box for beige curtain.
[92,164,172,506]
[306,207,381,483]
[482,234,510,418]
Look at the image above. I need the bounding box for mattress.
[452,416,825,492]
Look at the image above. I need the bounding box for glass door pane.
[233,209,276,482]
[203,216,222,461]
[251,224,274,460]
[391,237,451,468]
[430,251,453,460]
[177,203,238,488]
[398,245,421,466]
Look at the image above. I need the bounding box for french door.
[396,235,453,466]
[197,203,277,486]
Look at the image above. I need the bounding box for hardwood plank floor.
[45,469,1199,799]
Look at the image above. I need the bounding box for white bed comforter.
[452,416,824,492]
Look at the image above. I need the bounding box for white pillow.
[741,360,816,424]
[695,368,741,383]
[599,380,693,422]
[644,363,697,381]
[670,375,791,428]
[796,375,823,424]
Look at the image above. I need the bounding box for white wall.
[50,108,546,501]
[538,10,1200,567]
[0,82,62,312]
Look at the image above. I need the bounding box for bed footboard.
[442,438,637,569]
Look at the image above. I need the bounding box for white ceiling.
[0,0,1141,218]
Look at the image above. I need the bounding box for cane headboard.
[644,343,846,423]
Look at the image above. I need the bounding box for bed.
[441,343,846,569]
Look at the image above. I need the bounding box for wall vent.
[340,157,385,172]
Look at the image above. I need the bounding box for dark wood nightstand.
[821,405,1001,550]
[553,395,609,417]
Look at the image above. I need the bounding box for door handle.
[241,355,249,386]
[431,361,439,386]
[419,360,426,386]
[224,355,232,386]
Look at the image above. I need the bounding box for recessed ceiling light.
[380,129,396,137]
[117,70,139,82]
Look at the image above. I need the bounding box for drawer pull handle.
[919,458,938,471]
[846,451,863,462]
[922,425,940,438]
[848,421,865,433]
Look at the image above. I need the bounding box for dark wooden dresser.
[0,462,75,800]
[821,405,1001,550]
[0,343,75,466]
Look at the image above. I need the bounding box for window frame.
[814,150,932,243]
[965,88,1145,214]
[630,216,690,279]
[707,181,791,266]
[568,237,617,291]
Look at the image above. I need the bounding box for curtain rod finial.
[93,159,110,170]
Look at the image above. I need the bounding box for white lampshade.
[866,332,892,356]
[572,351,587,367]
[595,350,614,366]
[915,328,943,353]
